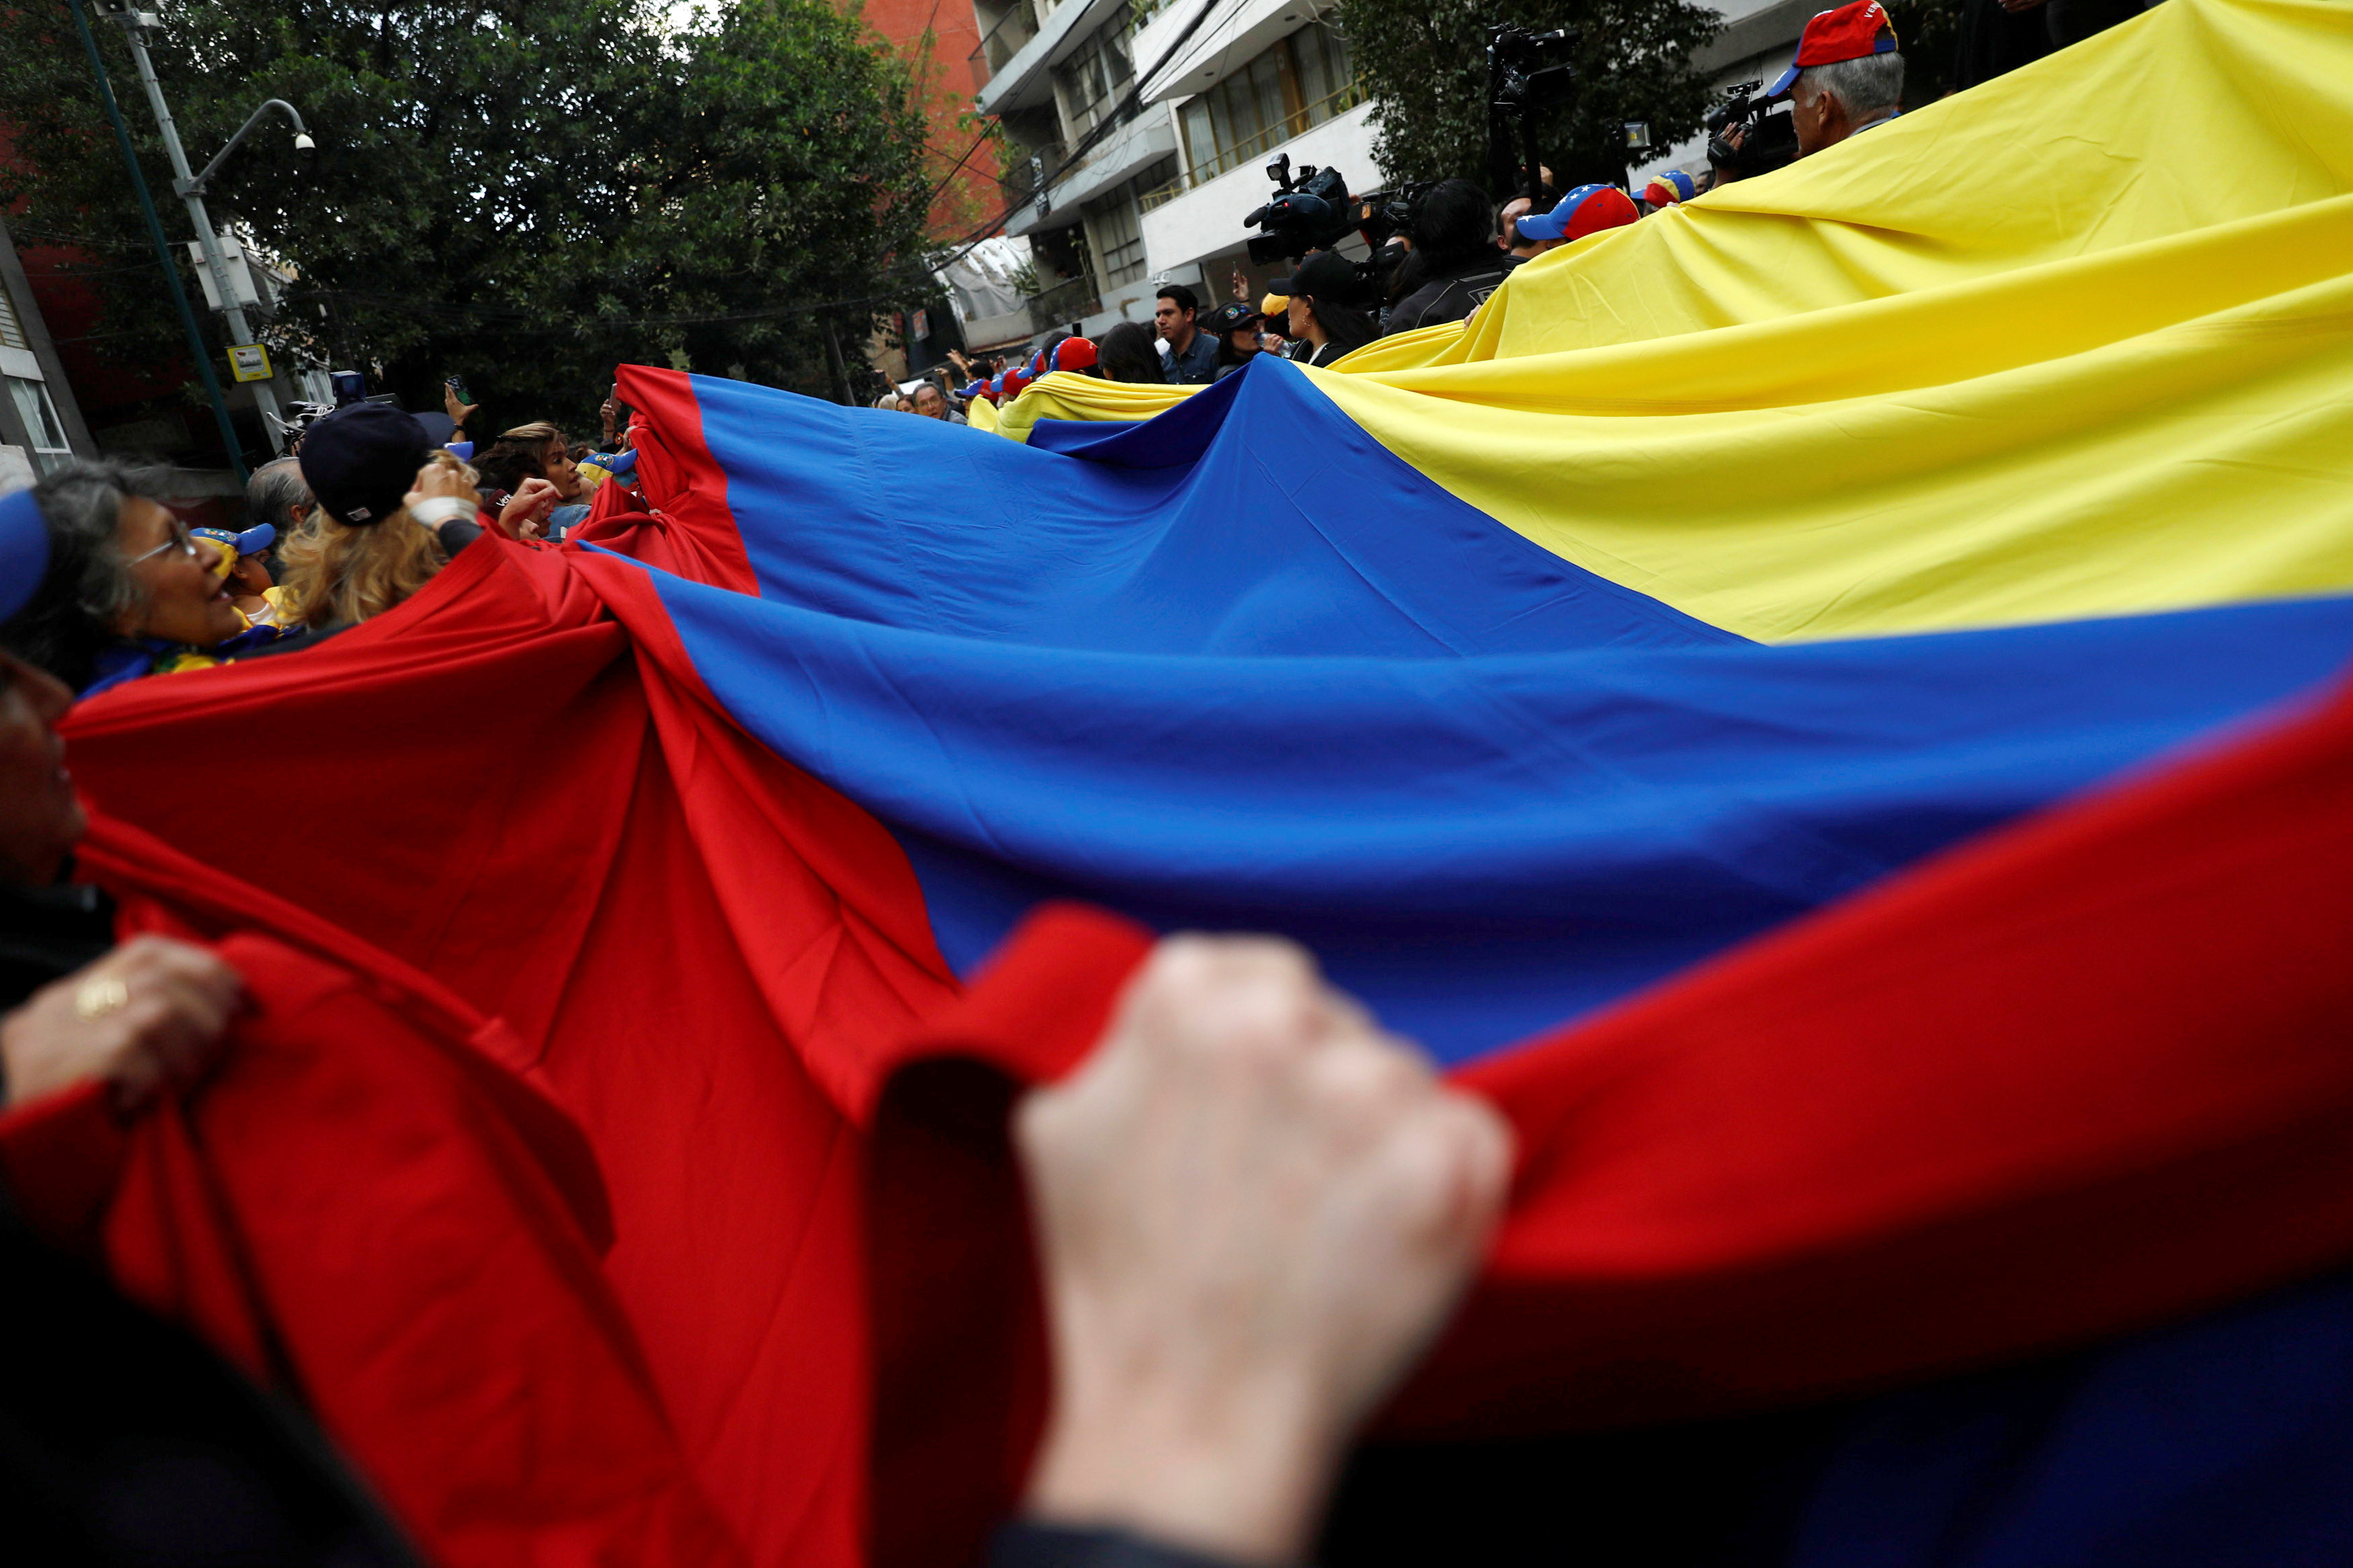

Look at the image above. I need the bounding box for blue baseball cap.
[0,488,49,626]
[298,401,434,526]
[192,523,276,558]
[1516,183,1642,243]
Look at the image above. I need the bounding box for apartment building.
[957,0,1810,350]
[970,0,1183,340]
[0,218,94,487]
[1132,0,1375,314]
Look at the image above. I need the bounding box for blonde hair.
[278,452,477,628]
[499,420,562,445]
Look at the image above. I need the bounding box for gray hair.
[0,458,171,690]
[1798,51,1904,119]
[245,456,313,533]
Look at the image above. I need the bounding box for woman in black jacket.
[1271,251,1380,367]
[1384,179,1512,335]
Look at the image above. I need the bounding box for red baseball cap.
[1769,0,1899,97]
[1051,337,1099,372]
[1515,183,1642,245]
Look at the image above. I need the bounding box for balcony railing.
[968,0,1041,85]
[1000,140,1071,218]
[1138,79,1365,212]
[1025,274,1103,334]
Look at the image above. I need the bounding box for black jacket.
[1386,253,1514,335]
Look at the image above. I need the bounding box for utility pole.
[65,0,245,479]
[95,1,311,456]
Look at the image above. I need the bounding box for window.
[1174,24,1358,190]
[0,280,29,352]
[1057,13,1138,138]
[7,377,72,474]
[1091,198,1146,289]
[1086,155,1180,288]
[1290,20,1353,115]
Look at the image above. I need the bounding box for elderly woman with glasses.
[0,461,255,696]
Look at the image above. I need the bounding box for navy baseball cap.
[0,488,48,626]
[1202,301,1263,335]
[298,402,434,526]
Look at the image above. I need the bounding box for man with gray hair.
[245,456,313,539]
[243,454,312,586]
[1767,0,1905,157]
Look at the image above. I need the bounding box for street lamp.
[93,1,313,456]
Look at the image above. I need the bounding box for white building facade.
[1130,0,1380,313]
[957,0,1812,352]
[969,0,1181,341]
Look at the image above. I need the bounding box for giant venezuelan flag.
[29,1,2353,1564]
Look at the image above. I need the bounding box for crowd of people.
[0,380,653,697]
[0,1,1923,707]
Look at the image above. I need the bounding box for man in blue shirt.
[1154,284,1220,385]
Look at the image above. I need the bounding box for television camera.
[1705,79,1800,181]
[1240,155,1420,302]
[1487,24,1579,204]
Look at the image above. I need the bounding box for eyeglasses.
[126,522,199,567]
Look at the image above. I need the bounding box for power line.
[918,126,1000,212]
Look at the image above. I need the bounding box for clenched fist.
[1016,936,1512,1565]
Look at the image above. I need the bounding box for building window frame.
[6,376,73,474]
[1151,24,1359,210]
[1082,154,1181,292]
[1055,12,1139,141]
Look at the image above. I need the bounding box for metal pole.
[822,319,852,406]
[111,13,287,454]
[187,99,309,197]
[64,0,247,480]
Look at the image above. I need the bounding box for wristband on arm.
[407,497,476,528]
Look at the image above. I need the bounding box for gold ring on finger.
[74,975,131,1020]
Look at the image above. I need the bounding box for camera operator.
[1269,253,1380,367]
[1769,0,1905,158]
[1385,180,1513,336]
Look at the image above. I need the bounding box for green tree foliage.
[1334,0,1721,196]
[0,0,936,433]
[1886,0,1969,105]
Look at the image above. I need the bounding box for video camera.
[1242,155,1354,265]
[1240,155,1420,302]
[1488,24,1579,202]
[1704,80,1799,181]
[1488,24,1577,116]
